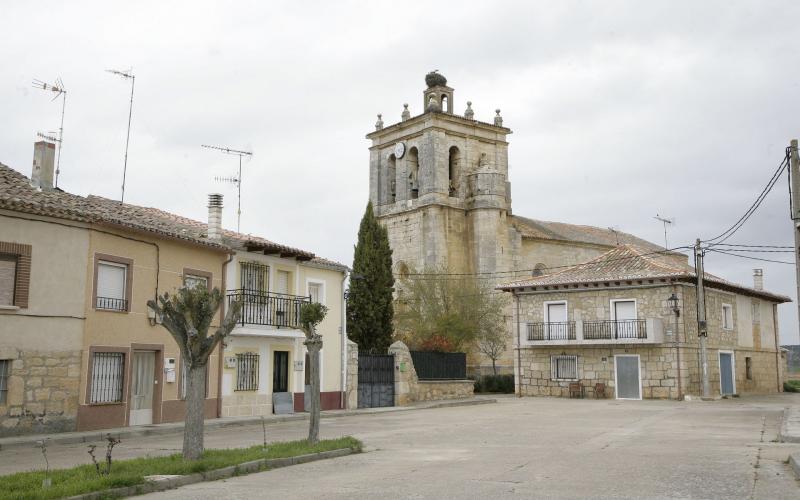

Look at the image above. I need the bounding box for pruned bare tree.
[147,286,241,460]
[299,302,328,445]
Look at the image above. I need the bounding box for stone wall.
[416,380,475,401]
[388,341,473,405]
[0,346,81,436]
[346,339,358,409]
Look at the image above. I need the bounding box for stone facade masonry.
[346,339,358,409]
[388,341,473,405]
[0,346,81,436]
[514,283,783,399]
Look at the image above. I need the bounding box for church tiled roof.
[497,244,790,303]
[511,215,664,253]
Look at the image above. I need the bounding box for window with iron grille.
[241,262,269,292]
[184,275,208,290]
[90,352,125,403]
[551,355,578,381]
[0,359,10,404]
[236,353,259,391]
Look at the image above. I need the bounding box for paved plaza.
[4,395,800,499]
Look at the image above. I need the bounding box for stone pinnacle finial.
[375,113,384,131]
[464,101,474,120]
[401,103,410,121]
[494,109,503,127]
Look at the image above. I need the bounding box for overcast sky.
[2,1,799,343]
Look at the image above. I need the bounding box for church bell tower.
[367,71,515,276]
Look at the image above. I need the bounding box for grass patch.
[784,380,800,392]
[0,436,361,500]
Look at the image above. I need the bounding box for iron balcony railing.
[527,321,576,341]
[95,296,128,312]
[583,319,647,340]
[227,289,310,329]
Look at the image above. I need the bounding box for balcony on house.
[524,318,663,345]
[227,289,310,329]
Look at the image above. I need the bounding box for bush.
[473,374,514,394]
[784,380,800,393]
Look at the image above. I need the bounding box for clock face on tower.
[394,142,406,159]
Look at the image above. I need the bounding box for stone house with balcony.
[497,245,790,400]
[0,143,348,435]
[201,196,349,417]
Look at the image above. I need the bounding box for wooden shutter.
[0,256,16,306]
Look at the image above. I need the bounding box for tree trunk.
[183,364,207,460]
[492,359,497,376]
[306,336,322,445]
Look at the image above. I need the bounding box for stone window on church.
[448,146,460,197]
[408,147,419,199]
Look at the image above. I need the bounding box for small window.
[0,254,17,306]
[532,263,547,277]
[0,359,11,404]
[745,357,753,380]
[722,304,733,330]
[184,275,208,290]
[551,355,578,381]
[236,353,259,391]
[308,282,323,304]
[751,300,761,324]
[96,261,129,311]
[90,352,125,403]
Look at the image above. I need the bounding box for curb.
[65,447,356,500]
[0,398,496,451]
[778,407,800,443]
[790,453,800,480]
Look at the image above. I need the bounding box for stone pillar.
[388,341,419,406]
[346,340,359,409]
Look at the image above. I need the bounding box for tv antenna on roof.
[654,214,675,249]
[202,144,252,232]
[106,68,135,203]
[32,78,66,188]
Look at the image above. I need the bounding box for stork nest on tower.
[425,70,447,88]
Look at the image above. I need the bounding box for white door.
[546,302,567,340]
[275,271,290,326]
[130,351,155,425]
[613,300,638,339]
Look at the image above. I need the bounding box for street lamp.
[668,293,683,400]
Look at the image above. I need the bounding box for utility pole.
[694,239,711,398]
[790,139,800,333]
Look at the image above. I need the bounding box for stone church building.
[367,72,664,373]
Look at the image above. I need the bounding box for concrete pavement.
[135,395,800,500]
[3,395,800,498]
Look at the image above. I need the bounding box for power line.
[706,248,795,265]
[396,246,693,279]
[706,248,794,254]
[702,151,790,246]
[711,243,793,249]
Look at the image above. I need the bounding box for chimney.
[753,269,763,291]
[31,140,56,190]
[207,193,223,240]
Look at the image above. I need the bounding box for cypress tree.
[347,201,395,352]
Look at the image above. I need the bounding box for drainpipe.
[673,284,683,401]
[340,269,348,409]
[773,303,782,392]
[217,251,234,418]
[515,290,522,398]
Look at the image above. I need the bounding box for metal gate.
[358,354,394,408]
